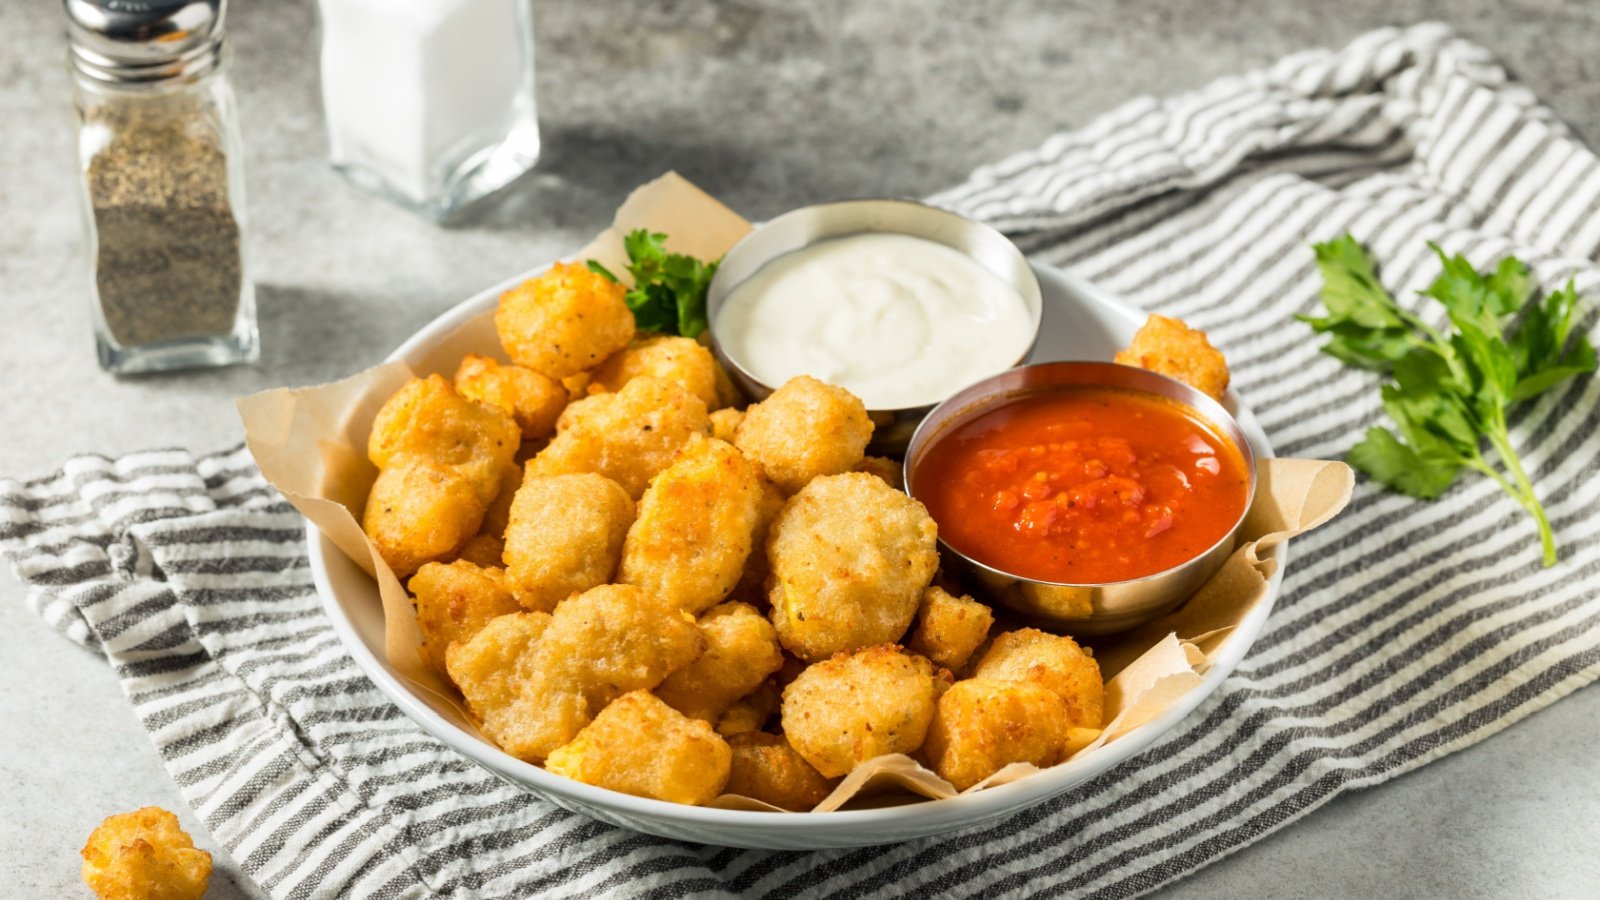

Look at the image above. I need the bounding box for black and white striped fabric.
[5,22,1599,899]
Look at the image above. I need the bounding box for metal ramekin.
[903,362,1258,635]
[705,199,1044,455]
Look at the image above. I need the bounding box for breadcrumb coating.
[1113,313,1230,400]
[767,473,938,661]
[781,645,938,778]
[495,261,635,378]
[734,375,872,494]
[81,807,211,900]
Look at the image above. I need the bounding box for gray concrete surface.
[3,0,1599,896]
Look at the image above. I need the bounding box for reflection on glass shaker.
[64,0,259,375]
[316,0,542,221]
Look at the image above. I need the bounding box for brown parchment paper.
[236,172,1354,813]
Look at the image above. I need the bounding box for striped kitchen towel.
[5,21,1600,899]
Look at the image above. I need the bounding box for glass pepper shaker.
[64,0,258,375]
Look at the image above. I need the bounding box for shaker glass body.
[72,60,258,374]
[317,0,542,220]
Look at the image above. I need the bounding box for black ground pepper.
[86,105,242,347]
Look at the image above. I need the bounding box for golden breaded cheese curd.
[494,261,635,378]
[922,678,1070,791]
[972,628,1104,729]
[714,359,744,408]
[906,585,995,671]
[780,645,938,778]
[655,601,785,721]
[733,375,872,494]
[732,474,786,602]
[411,560,526,677]
[767,473,939,661]
[715,679,780,737]
[709,407,744,443]
[593,334,725,410]
[447,586,703,762]
[618,437,765,613]
[503,473,634,612]
[527,376,711,499]
[454,354,567,441]
[853,455,903,491]
[725,732,836,811]
[81,807,212,900]
[366,374,520,504]
[452,533,505,568]
[546,691,732,805]
[477,461,522,541]
[561,371,592,402]
[442,611,551,703]
[1113,313,1230,400]
[363,460,485,577]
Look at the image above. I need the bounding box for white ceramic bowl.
[305,261,1284,850]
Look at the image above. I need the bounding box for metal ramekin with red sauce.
[904,362,1257,634]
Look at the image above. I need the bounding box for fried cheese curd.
[921,679,1071,791]
[411,560,527,678]
[528,376,711,499]
[453,533,506,568]
[767,473,940,661]
[366,374,520,499]
[655,601,785,722]
[477,461,522,542]
[81,807,211,900]
[733,475,786,601]
[725,732,836,811]
[972,628,1105,729]
[494,261,636,379]
[854,455,903,491]
[546,690,732,805]
[454,354,567,440]
[592,334,727,410]
[446,585,704,762]
[715,679,780,737]
[905,585,995,671]
[618,437,765,613]
[781,645,938,778]
[709,407,744,443]
[1113,313,1230,400]
[733,375,872,494]
[363,461,486,578]
[362,374,520,576]
[503,473,634,612]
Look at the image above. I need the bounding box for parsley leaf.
[1304,236,1596,567]
[1347,427,1461,499]
[588,230,721,338]
[1509,278,1598,401]
[1296,236,1415,369]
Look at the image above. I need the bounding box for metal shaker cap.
[64,0,227,85]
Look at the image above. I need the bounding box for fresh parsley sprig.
[587,230,720,338]
[1300,235,1595,567]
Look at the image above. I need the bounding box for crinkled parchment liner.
[237,172,1354,814]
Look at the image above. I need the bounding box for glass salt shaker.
[316,0,542,221]
[64,0,259,375]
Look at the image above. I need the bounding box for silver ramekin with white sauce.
[705,199,1043,453]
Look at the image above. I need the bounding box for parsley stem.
[1482,428,1558,567]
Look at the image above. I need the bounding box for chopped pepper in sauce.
[914,387,1250,584]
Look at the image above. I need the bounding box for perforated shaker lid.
[64,0,227,84]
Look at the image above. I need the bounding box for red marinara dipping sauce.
[912,386,1251,584]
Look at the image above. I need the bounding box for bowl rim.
[704,197,1045,414]
[902,360,1259,591]
[303,259,1286,836]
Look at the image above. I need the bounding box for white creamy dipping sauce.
[713,233,1035,409]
